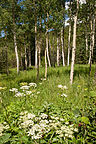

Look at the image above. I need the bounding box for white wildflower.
[60,118,64,122]
[0,87,7,90]
[58,85,68,90]
[37,91,40,94]
[56,130,62,135]
[50,122,61,128]
[32,124,40,131]
[50,116,56,119]
[9,88,18,93]
[39,83,42,85]
[59,134,64,137]
[29,83,37,88]
[21,120,34,128]
[65,122,69,125]
[61,125,67,131]
[41,78,46,81]
[74,128,78,132]
[0,87,3,90]
[40,123,47,129]
[28,129,35,136]
[15,92,25,97]
[61,93,67,97]
[26,91,32,95]
[20,111,28,116]
[65,133,68,137]
[33,134,42,139]
[68,134,73,138]
[0,123,4,136]
[40,113,48,119]
[58,85,63,89]
[4,125,9,129]
[20,85,30,90]
[49,120,52,123]
[63,86,68,90]
[27,113,35,119]
[40,120,49,124]
[55,117,59,120]
[70,124,74,128]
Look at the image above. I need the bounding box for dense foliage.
[0,0,96,73]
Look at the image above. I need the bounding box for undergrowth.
[0,65,96,143]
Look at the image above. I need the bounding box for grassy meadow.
[0,65,96,144]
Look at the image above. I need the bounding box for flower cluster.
[0,87,7,91]
[58,85,68,90]
[0,122,9,136]
[18,111,78,140]
[29,83,37,88]
[20,85,30,90]
[61,93,67,97]
[9,82,37,97]
[15,92,25,97]
[9,88,18,93]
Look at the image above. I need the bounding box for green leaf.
[81,117,90,124]
[0,133,11,144]
[52,137,58,142]
[90,91,96,97]
[40,139,47,143]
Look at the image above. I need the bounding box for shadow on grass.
[47,65,95,79]
[0,65,95,86]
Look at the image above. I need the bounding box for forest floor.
[0,65,96,143]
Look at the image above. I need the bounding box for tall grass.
[0,64,95,111]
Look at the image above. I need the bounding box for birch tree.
[70,0,79,84]
[12,0,19,74]
[46,13,51,67]
[67,0,72,66]
[35,15,38,69]
[57,35,60,66]
[61,1,65,67]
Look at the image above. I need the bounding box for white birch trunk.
[70,0,79,84]
[88,20,93,65]
[49,39,52,64]
[35,18,38,68]
[88,15,95,64]
[67,23,71,66]
[20,48,23,68]
[38,44,41,67]
[92,15,95,55]
[61,29,65,66]
[45,35,48,78]
[57,36,59,66]
[46,13,51,67]
[38,16,42,67]
[46,42,51,67]
[14,32,19,74]
[85,34,88,56]
[24,42,27,69]
[12,0,19,74]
